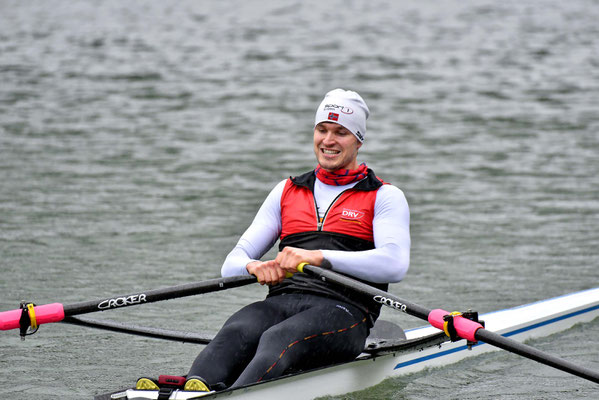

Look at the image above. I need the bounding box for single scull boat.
[97,285,599,400]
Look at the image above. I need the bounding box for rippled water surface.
[1,1,598,399]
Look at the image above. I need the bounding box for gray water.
[1,1,598,399]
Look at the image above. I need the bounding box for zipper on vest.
[315,190,349,231]
[313,196,323,230]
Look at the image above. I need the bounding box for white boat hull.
[111,287,599,400]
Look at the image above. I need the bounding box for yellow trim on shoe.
[136,377,159,390]
[184,378,210,392]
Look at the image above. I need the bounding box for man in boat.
[140,88,411,391]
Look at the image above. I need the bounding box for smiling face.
[313,122,362,171]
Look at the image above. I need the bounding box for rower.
[139,88,411,391]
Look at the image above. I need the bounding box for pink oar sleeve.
[0,303,65,331]
[428,308,483,342]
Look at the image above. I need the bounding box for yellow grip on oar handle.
[296,262,309,274]
[281,263,308,278]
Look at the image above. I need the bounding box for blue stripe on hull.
[394,303,599,370]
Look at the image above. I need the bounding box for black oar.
[299,264,599,384]
[0,274,256,337]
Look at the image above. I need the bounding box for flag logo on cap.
[328,112,339,121]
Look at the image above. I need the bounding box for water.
[1,0,598,398]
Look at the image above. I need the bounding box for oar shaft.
[63,274,256,316]
[0,274,256,331]
[301,264,432,320]
[301,266,483,341]
[476,329,599,384]
[301,265,599,385]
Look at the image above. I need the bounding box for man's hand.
[275,247,323,274]
[246,260,286,285]
[246,247,324,285]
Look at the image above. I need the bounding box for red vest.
[280,172,384,244]
[271,169,389,325]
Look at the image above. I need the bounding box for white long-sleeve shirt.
[221,176,411,284]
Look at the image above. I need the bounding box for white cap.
[314,89,370,142]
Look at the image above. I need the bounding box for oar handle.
[0,303,65,331]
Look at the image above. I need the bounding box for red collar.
[314,163,368,186]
